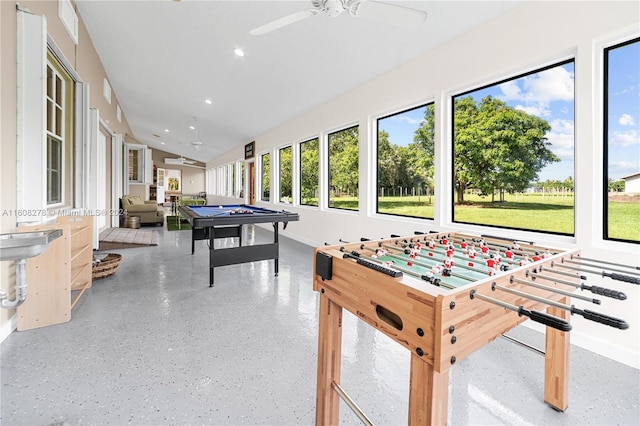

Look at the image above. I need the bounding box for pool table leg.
[273,222,279,276]
[209,226,215,287]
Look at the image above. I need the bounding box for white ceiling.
[75,0,523,164]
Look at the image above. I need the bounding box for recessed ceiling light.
[164,129,170,133]
[234,48,245,57]
[161,142,165,145]
[204,99,213,105]
[189,125,195,130]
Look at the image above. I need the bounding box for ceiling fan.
[249,0,428,36]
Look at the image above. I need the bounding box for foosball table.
[312,231,635,425]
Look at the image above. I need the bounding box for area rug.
[99,227,159,250]
[166,215,191,231]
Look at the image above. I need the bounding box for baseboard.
[0,315,17,343]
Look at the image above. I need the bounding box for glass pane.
[452,61,575,235]
[605,37,640,243]
[55,74,62,105]
[129,149,139,181]
[47,66,54,99]
[300,138,319,206]
[55,105,63,137]
[47,136,62,204]
[377,104,434,219]
[262,153,270,201]
[279,146,292,203]
[328,126,359,210]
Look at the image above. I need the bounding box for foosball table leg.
[316,293,343,426]
[408,353,450,425]
[544,300,570,411]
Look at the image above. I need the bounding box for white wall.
[207,1,640,367]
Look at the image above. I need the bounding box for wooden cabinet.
[16,215,93,331]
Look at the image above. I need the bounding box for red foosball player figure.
[445,244,455,258]
[413,242,422,252]
[486,254,498,276]
[480,242,489,254]
[407,250,417,266]
[505,248,514,259]
[440,237,449,246]
[443,254,455,270]
[427,239,436,249]
[532,251,542,262]
[459,238,468,250]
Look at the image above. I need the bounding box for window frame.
[602,36,640,244]
[450,58,576,236]
[327,124,360,212]
[299,136,320,208]
[375,102,436,220]
[260,152,271,202]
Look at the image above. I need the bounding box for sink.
[0,229,63,262]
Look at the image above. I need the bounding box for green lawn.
[329,193,639,242]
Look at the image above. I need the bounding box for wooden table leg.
[544,300,570,411]
[408,353,449,425]
[316,293,343,426]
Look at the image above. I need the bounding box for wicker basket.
[92,253,122,280]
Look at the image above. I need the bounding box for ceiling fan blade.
[354,0,427,29]
[249,8,319,35]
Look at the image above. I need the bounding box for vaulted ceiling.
[75,0,522,164]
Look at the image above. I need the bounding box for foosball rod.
[357,244,469,285]
[384,240,494,277]
[510,276,601,305]
[553,261,640,285]
[364,243,480,282]
[387,240,496,271]
[537,266,627,300]
[444,234,543,258]
[572,254,640,272]
[564,257,640,277]
[393,237,519,267]
[492,283,629,329]
[469,290,572,332]
[341,247,457,289]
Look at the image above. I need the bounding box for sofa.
[121,195,164,226]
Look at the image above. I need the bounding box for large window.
[328,126,359,211]
[452,60,575,235]
[377,103,435,219]
[300,137,319,206]
[279,146,292,203]
[46,53,74,206]
[261,153,270,202]
[604,37,640,244]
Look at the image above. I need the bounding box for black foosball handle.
[583,284,627,300]
[519,307,572,332]
[603,272,640,285]
[572,307,629,330]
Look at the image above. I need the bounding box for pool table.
[177,204,300,286]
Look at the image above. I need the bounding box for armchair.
[121,195,164,226]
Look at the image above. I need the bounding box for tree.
[329,126,359,198]
[279,146,292,202]
[300,138,319,205]
[453,96,559,202]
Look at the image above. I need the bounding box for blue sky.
[607,39,640,180]
[379,56,638,183]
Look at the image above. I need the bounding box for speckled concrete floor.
[1,224,639,425]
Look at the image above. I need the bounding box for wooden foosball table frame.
[313,231,578,425]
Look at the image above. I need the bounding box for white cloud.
[499,66,574,104]
[609,129,640,147]
[546,131,574,160]
[550,118,574,135]
[619,113,636,126]
[515,104,550,117]
[391,115,421,125]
